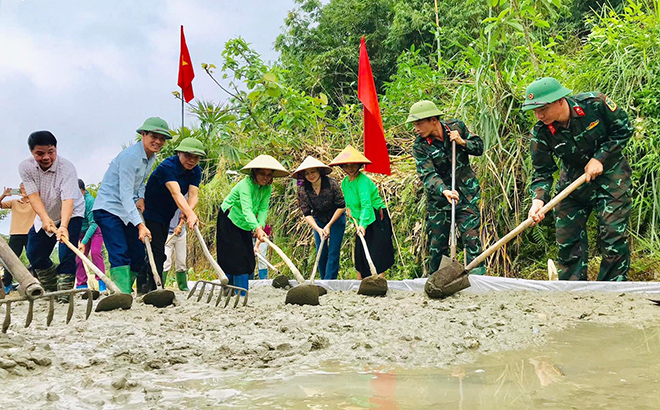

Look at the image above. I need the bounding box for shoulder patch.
[547,124,556,135]
[605,96,618,112]
[586,120,600,130]
[573,106,586,117]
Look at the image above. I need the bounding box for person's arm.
[81,200,98,246]
[593,94,634,167]
[57,199,74,241]
[254,186,271,233]
[27,192,56,233]
[0,187,10,206]
[117,154,150,240]
[528,127,557,224]
[165,181,199,229]
[454,121,484,156]
[412,142,456,204]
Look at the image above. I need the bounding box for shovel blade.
[143,289,176,308]
[95,293,133,312]
[425,260,470,299]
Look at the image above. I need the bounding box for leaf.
[265,88,281,98]
[318,93,328,105]
[263,72,277,83]
[247,90,261,102]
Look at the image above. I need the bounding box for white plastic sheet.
[246,275,660,294]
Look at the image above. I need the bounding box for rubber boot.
[98,280,107,292]
[162,271,168,288]
[111,266,133,295]
[175,271,189,291]
[35,264,58,292]
[56,273,75,303]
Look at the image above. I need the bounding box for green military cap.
[405,100,443,123]
[136,117,173,139]
[521,77,572,111]
[175,137,206,156]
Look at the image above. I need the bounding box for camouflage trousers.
[426,204,485,275]
[555,185,631,281]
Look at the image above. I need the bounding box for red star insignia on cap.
[528,93,534,99]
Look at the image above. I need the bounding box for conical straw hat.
[290,156,332,179]
[328,145,372,166]
[240,155,289,178]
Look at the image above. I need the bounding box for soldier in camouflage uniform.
[522,77,633,281]
[406,100,486,275]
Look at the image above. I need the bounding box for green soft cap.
[405,100,443,123]
[175,137,206,156]
[136,117,172,139]
[521,77,572,111]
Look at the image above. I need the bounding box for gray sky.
[0,0,298,234]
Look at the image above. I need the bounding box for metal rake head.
[0,289,94,333]
[186,280,248,308]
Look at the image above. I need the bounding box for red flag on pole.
[358,36,390,175]
[178,25,195,102]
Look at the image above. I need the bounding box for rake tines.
[187,280,248,308]
[0,289,94,333]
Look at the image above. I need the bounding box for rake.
[0,236,93,333]
[186,225,248,308]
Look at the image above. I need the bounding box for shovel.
[350,216,388,297]
[1,236,94,333]
[285,236,326,306]
[263,237,306,284]
[61,237,133,312]
[426,173,588,299]
[255,252,280,275]
[138,211,176,308]
[187,225,248,308]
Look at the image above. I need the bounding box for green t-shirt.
[221,177,271,231]
[340,172,385,228]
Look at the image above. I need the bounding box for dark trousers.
[136,219,168,293]
[93,209,145,272]
[2,234,28,286]
[26,217,83,275]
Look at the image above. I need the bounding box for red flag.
[358,36,390,175]
[178,25,195,102]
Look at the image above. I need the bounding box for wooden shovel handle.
[138,211,163,288]
[193,225,229,285]
[466,174,587,271]
[255,252,279,274]
[61,237,121,294]
[350,216,378,277]
[309,237,326,283]
[262,237,306,284]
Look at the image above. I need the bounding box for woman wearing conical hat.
[217,155,288,292]
[329,146,394,279]
[292,156,346,280]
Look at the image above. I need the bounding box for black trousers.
[136,219,169,294]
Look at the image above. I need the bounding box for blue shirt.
[143,155,201,225]
[93,143,156,226]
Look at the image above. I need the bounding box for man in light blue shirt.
[93,117,172,294]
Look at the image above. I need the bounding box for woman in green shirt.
[217,155,288,292]
[329,145,394,279]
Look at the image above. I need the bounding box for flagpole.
[181,87,184,132]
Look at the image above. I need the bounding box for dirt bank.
[1,286,659,408]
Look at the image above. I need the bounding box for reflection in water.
[143,324,660,409]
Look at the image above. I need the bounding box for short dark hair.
[28,131,57,151]
[78,179,86,190]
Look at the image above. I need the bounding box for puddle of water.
[156,323,660,409]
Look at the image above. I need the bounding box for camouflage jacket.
[530,92,634,203]
[412,119,483,211]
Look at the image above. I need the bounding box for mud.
[357,276,388,296]
[1,286,659,408]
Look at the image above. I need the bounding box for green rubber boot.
[56,273,76,303]
[175,271,189,291]
[162,271,168,288]
[111,266,133,295]
[35,264,58,292]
